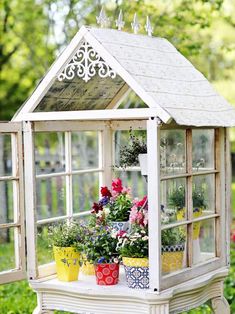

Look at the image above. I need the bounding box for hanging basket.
[94,263,119,285]
[122,257,149,289]
[161,244,185,273]
[53,246,80,282]
[138,154,148,176]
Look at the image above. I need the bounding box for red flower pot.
[94,263,119,285]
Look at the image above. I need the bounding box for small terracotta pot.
[94,263,119,285]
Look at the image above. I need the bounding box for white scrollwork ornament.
[57,41,116,83]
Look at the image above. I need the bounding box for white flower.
[96,211,103,218]
[103,207,110,216]
[142,236,149,241]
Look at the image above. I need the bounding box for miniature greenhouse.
[0,21,234,314]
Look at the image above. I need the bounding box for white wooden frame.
[0,122,26,284]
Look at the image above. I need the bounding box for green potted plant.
[49,221,84,282]
[83,225,120,285]
[119,129,147,175]
[168,185,207,239]
[161,224,186,274]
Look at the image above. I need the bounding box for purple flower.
[99,196,110,206]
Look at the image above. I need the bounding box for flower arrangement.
[91,178,132,223]
[83,225,119,264]
[117,195,148,258]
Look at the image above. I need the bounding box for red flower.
[112,178,123,194]
[231,230,235,243]
[136,195,148,208]
[100,186,112,198]
[91,202,103,214]
[117,230,127,238]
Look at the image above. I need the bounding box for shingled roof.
[13,26,235,126]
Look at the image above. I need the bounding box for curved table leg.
[211,296,230,314]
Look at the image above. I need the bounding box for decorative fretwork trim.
[57,41,116,82]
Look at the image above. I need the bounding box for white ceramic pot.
[138,153,148,176]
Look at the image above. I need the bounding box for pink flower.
[121,186,131,195]
[112,178,123,194]
[117,230,127,238]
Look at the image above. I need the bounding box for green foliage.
[108,194,132,222]
[119,129,147,168]
[83,225,119,264]
[48,221,84,250]
[168,185,207,210]
[224,243,235,312]
[161,227,186,247]
[118,225,148,258]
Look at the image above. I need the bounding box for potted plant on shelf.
[161,213,186,273]
[119,129,147,175]
[168,185,206,239]
[117,196,149,289]
[49,221,84,282]
[83,225,120,286]
[91,178,132,231]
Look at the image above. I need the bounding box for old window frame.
[0,122,26,284]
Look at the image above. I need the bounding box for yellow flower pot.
[81,261,95,275]
[193,208,203,240]
[122,257,149,267]
[176,207,202,240]
[161,244,185,273]
[53,246,80,281]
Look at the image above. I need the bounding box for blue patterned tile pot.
[110,221,129,232]
[123,257,149,289]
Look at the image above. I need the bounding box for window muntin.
[160,128,219,277]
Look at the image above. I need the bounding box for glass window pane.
[72,131,99,171]
[0,134,12,177]
[72,173,99,213]
[160,129,186,176]
[192,175,215,216]
[161,225,187,275]
[0,228,16,271]
[0,181,14,224]
[35,132,65,175]
[114,170,147,198]
[193,219,215,265]
[160,178,186,225]
[37,223,56,265]
[192,129,214,172]
[114,130,147,168]
[36,176,66,220]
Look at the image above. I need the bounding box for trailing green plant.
[83,225,119,264]
[119,129,147,168]
[48,221,85,251]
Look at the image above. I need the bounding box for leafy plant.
[83,225,119,264]
[168,185,207,210]
[108,194,132,222]
[119,129,147,168]
[161,227,186,247]
[48,221,84,251]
